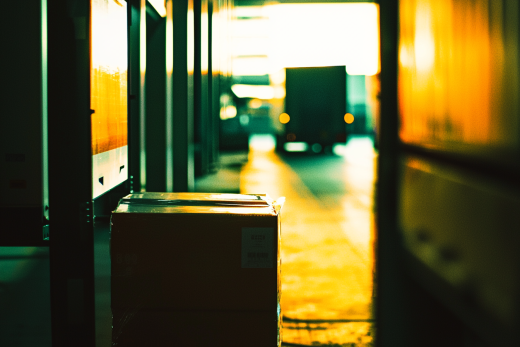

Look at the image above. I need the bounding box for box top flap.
[113,192,280,216]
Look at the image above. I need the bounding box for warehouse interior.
[1,0,519,346]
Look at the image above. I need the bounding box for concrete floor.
[0,136,377,346]
[0,247,52,347]
[241,138,376,346]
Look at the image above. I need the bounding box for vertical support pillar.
[145,4,167,192]
[47,0,94,345]
[166,0,174,191]
[139,0,147,191]
[208,0,220,171]
[173,0,195,192]
[194,0,210,177]
[128,0,143,193]
[376,0,409,346]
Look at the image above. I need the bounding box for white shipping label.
[241,227,275,268]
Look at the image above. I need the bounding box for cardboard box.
[110,193,282,346]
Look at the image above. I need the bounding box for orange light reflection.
[241,140,376,345]
[91,0,128,155]
[399,0,520,154]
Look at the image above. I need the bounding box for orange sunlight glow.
[267,3,380,75]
